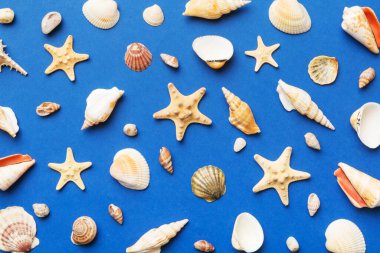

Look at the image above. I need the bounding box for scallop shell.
[32,203,50,218]
[123,123,138,137]
[222,87,260,135]
[0,206,39,252]
[359,67,375,88]
[286,237,299,252]
[160,53,179,68]
[0,8,14,24]
[194,240,215,252]
[191,165,226,202]
[125,43,152,72]
[307,193,320,216]
[36,102,60,117]
[192,36,234,69]
[0,106,19,137]
[269,0,311,34]
[110,148,150,190]
[0,154,35,191]
[159,147,173,174]
[308,56,339,85]
[231,212,264,253]
[71,216,97,245]
[82,87,124,130]
[82,0,120,29]
[108,204,123,224]
[234,137,246,152]
[304,132,320,150]
[41,12,62,34]
[325,219,366,253]
[143,4,164,26]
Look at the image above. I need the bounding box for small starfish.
[48,147,92,190]
[153,83,212,141]
[253,147,310,206]
[44,35,89,82]
[0,40,28,76]
[245,35,280,72]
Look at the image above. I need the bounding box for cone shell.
[191,165,226,202]
[143,4,164,26]
[222,87,260,135]
[194,240,215,252]
[108,204,123,224]
[0,106,19,137]
[123,123,138,137]
[0,206,39,252]
[269,0,311,34]
[0,154,35,191]
[325,219,366,253]
[126,219,189,253]
[304,132,320,150]
[359,67,375,88]
[125,43,152,72]
[82,0,120,29]
[36,102,60,117]
[71,216,97,245]
[32,203,50,218]
[160,53,179,68]
[110,148,150,190]
[159,147,173,174]
[234,137,246,152]
[0,8,14,24]
[307,193,320,216]
[41,12,62,34]
[308,56,339,85]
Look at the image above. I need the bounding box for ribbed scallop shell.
[0,206,39,252]
[359,67,375,88]
[125,43,152,72]
[269,0,311,34]
[304,132,320,150]
[108,204,123,224]
[159,147,173,174]
[307,193,320,216]
[0,154,35,191]
[143,4,164,26]
[160,53,179,68]
[325,219,366,253]
[82,0,120,29]
[71,216,97,245]
[32,204,50,218]
[194,240,215,252]
[308,56,338,85]
[36,102,60,117]
[0,106,19,138]
[191,165,226,202]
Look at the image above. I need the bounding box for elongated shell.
[276,80,335,130]
[359,67,375,88]
[125,43,152,72]
[159,147,173,174]
[325,219,366,253]
[32,203,50,218]
[222,87,260,134]
[0,206,39,252]
[269,0,311,34]
[160,53,179,68]
[82,0,120,29]
[194,240,215,252]
[308,56,338,85]
[0,40,28,76]
[286,237,299,252]
[126,219,189,253]
[304,132,320,150]
[191,165,226,202]
[110,148,150,190]
[41,12,62,34]
[71,216,97,245]
[36,102,60,117]
[0,8,14,24]
[183,0,250,20]
[108,204,123,224]
[0,154,35,191]
[82,87,124,130]
[234,137,246,152]
[143,4,164,26]
[0,106,19,137]
[307,193,320,216]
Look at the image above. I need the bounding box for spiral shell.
[32,203,50,218]
[194,240,215,252]
[308,56,338,85]
[124,43,152,72]
[307,193,320,216]
[108,204,123,224]
[36,102,60,117]
[304,132,320,150]
[160,53,179,68]
[71,216,97,245]
[191,165,226,202]
[0,106,19,138]
[159,147,173,174]
[359,67,375,88]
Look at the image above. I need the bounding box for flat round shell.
[308,56,338,85]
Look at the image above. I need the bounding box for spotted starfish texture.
[253,147,310,206]
[48,147,92,190]
[44,35,89,81]
[245,35,280,72]
[153,83,212,141]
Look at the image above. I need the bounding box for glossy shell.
[304,132,321,150]
[191,165,226,202]
[234,137,246,152]
[160,53,179,68]
[159,147,173,174]
[359,67,375,88]
[0,8,14,24]
[41,12,62,34]
[0,154,35,191]
[125,43,152,72]
[286,236,299,252]
[194,240,215,252]
[82,0,120,29]
[71,216,97,245]
[0,106,19,138]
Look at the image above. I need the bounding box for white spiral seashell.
[71,216,97,245]
[304,133,320,150]
[307,193,320,216]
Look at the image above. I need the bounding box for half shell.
[304,132,320,150]
[32,203,50,218]
[36,102,60,117]
[108,204,123,224]
[125,43,152,72]
[143,4,164,26]
[160,53,179,68]
[191,165,226,202]
[359,67,375,88]
[308,56,338,85]
[307,193,320,216]
[41,12,62,34]
[0,154,35,191]
[0,106,19,137]
[82,0,120,29]
[0,8,14,24]
[71,216,97,245]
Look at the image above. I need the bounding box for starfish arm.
[78,162,92,173]
[257,36,264,47]
[62,66,76,81]
[73,52,90,63]
[244,50,257,57]
[268,43,280,53]
[275,186,290,206]
[253,154,272,172]
[44,44,59,55]
[153,107,172,119]
[254,60,265,72]
[191,87,207,103]
[278,147,292,166]
[168,83,181,99]
[175,120,189,141]
[253,176,272,192]
[266,57,279,68]
[290,169,311,182]
[66,148,75,162]
[73,176,86,190]
[193,111,212,125]
[64,35,74,49]
[48,163,63,172]
[56,176,69,190]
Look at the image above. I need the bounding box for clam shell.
[71,216,97,245]
[194,240,215,252]
[307,193,320,216]
[82,0,120,29]
[36,102,60,117]
[359,67,375,88]
[41,12,62,34]
[32,203,50,218]
[110,148,150,190]
[234,137,246,152]
[304,132,320,150]
[308,56,338,85]
[108,204,123,224]
[143,4,164,26]
[159,147,173,174]
[325,219,366,253]
[160,53,179,68]
[0,154,35,191]
[286,236,299,252]
[191,165,226,202]
[123,123,138,137]
[125,43,152,72]
[0,8,14,24]
[192,35,234,69]
[0,106,19,137]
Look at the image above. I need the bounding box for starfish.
[253,147,311,206]
[44,35,89,82]
[245,35,280,72]
[153,83,212,141]
[0,40,28,76]
[48,147,92,191]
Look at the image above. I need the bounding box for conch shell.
[359,67,375,88]
[108,204,123,224]
[0,40,27,76]
[0,106,19,137]
[0,154,35,191]
[71,216,97,245]
[276,80,335,130]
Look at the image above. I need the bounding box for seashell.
[143,4,164,27]
[350,102,380,149]
[304,132,320,150]
[41,12,62,34]
[277,80,335,130]
[0,40,28,76]
[0,154,35,191]
[362,7,380,48]
[0,206,39,252]
[307,193,320,216]
[160,53,179,68]
[334,162,380,208]
[71,216,97,245]
[159,147,173,174]
[233,137,246,152]
[0,106,19,137]
[36,102,60,117]
[32,203,50,218]
[308,56,339,85]
[82,87,124,130]
[325,219,366,253]
[124,43,152,72]
[191,165,226,202]
[192,36,234,69]
[359,67,375,88]
[110,148,150,190]
[194,240,215,252]
[269,0,311,34]
[123,123,138,137]
[0,8,14,24]
[183,0,251,20]
[126,219,189,253]
[222,87,260,135]
[108,204,123,224]
[231,212,264,253]
[82,0,120,29]
[286,236,299,252]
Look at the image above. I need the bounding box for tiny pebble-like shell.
[304,132,320,150]
[359,67,376,88]
[143,4,164,26]
[0,8,14,24]
[307,193,320,216]
[160,53,179,68]
[233,137,246,152]
[125,43,152,72]
[123,123,138,137]
[191,165,226,202]
[286,236,299,252]
[71,216,97,245]
[194,240,215,252]
[308,56,338,85]
[41,12,62,34]
[36,102,60,117]
[159,147,173,174]
[108,204,123,224]
[32,203,50,218]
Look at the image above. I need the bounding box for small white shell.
[359,67,375,88]
[32,203,50,218]
[123,124,138,137]
[304,132,320,150]
[0,8,14,24]
[286,236,299,252]
[41,12,62,34]
[160,53,179,68]
[143,4,164,26]
[233,137,246,152]
[307,193,320,217]
[0,106,19,138]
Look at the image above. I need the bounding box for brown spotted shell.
[124,43,152,72]
[194,240,215,252]
[191,165,226,202]
[36,102,60,116]
[71,216,97,245]
[108,204,123,224]
[159,147,173,174]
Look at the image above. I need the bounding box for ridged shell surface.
[0,106,19,137]
[191,165,226,202]
[82,0,120,29]
[125,43,152,72]
[307,193,320,216]
[143,4,164,26]
[308,56,338,85]
[0,154,35,191]
[32,204,50,218]
[108,204,123,224]
[359,67,375,88]
[36,102,60,117]
[71,216,97,245]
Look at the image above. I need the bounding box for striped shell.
[159,147,173,174]
[36,102,60,117]
[359,67,375,88]
[194,240,215,252]
[82,0,120,29]
[307,193,320,216]
[191,165,226,202]
[108,204,123,224]
[143,4,164,26]
[32,204,50,218]
[308,56,338,85]
[125,43,152,72]
[71,216,97,245]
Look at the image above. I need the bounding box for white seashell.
[143,4,164,27]
[359,67,375,88]
[126,219,189,253]
[160,53,179,68]
[0,154,35,191]
[307,193,320,216]
[350,102,380,149]
[82,87,124,130]
[110,148,150,190]
[304,132,320,150]
[41,12,62,34]
[123,124,138,137]
[234,137,246,152]
[0,8,14,24]
[82,0,120,29]
[0,106,19,137]
[192,35,234,69]
[308,56,339,85]
[36,102,60,117]
[286,236,299,252]
[325,219,366,253]
[32,203,50,218]
[231,212,264,253]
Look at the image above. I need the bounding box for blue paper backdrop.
[1,0,380,252]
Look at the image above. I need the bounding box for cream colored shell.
[41,12,62,34]
[143,4,164,26]
[71,216,97,245]
[286,236,299,252]
[234,137,246,152]
[0,155,35,191]
[308,56,338,85]
[123,123,138,137]
[82,0,120,29]
[359,67,375,88]
[160,53,179,68]
[307,193,320,216]
[36,102,60,117]
[108,204,123,224]
[0,106,19,138]
[304,132,320,150]
[191,165,226,202]
[32,203,50,218]
[0,8,14,24]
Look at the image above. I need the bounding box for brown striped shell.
[124,43,152,72]
[36,102,60,116]
[159,147,173,174]
[71,216,97,245]
[191,165,226,202]
[108,204,123,224]
[194,240,215,252]
[359,67,375,88]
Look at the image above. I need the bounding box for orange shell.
[124,43,152,72]
[363,7,380,47]
[0,154,32,167]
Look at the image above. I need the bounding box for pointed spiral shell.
[307,193,320,216]
[194,240,215,252]
[159,147,173,174]
[71,216,97,245]
[359,67,375,88]
[108,204,123,224]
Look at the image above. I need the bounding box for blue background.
[1,0,380,252]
